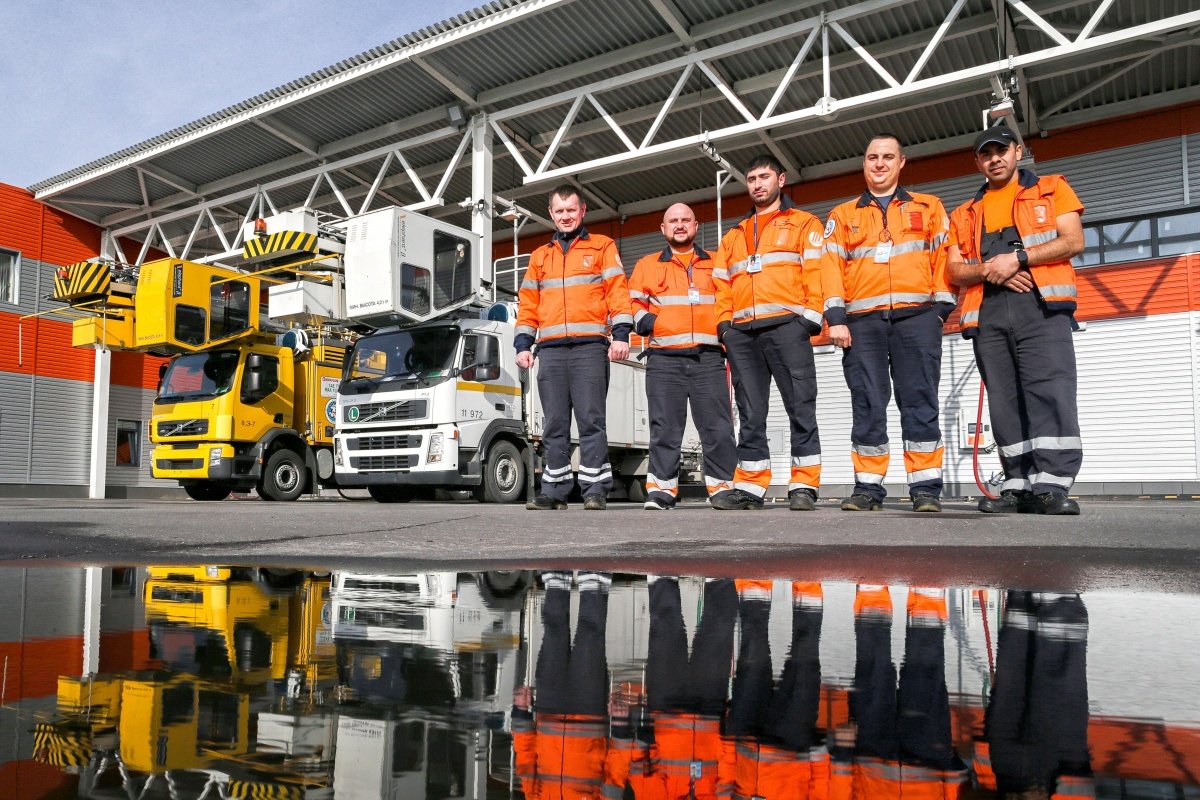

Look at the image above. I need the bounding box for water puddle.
[3,566,1197,798]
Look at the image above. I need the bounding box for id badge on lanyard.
[874,239,892,263]
[688,287,701,304]
[747,253,763,273]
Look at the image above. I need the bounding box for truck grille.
[350,454,416,470]
[350,435,420,451]
[156,458,203,470]
[157,419,209,437]
[343,399,427,423]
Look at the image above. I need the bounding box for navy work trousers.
[975,288,1082,495]
[535,342,612,501]
[843,309,944,500]
[645,349,736,505]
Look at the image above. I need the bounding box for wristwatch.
[1015,248,1029,269]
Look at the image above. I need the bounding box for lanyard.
[670,251,695,288]
[750,210,779,254]
[872,195,893,242]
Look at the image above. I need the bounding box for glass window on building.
[116,420,142,467]
[1100,219,1152,264]
[1078,225,1101,267]
[0,249,18,305]
[1157,209,1200,257]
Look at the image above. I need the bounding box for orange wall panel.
[0,184,100,266]
[111,351,168,391]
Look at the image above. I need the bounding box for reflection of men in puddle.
[726,579,828,798]
[608,576,737,799]
[833,585,966,798]
[512,571,614,799]
[979,592,1092,800]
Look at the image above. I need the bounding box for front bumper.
[334,424,481,487]
[151,442,256,484]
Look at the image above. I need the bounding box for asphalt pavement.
[1,496,1196,592]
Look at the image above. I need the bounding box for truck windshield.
[157,351,239,402]
[342,327,460,391]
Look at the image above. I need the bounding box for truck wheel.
[184,483,231,502]
[368,485,413,503]
[475,440,525,504]
[626,476,647,504]
[260,449,306,501]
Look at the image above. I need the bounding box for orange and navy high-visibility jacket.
[948,169,1083,338]
[820,188,956,326]
[629,245,722,356]
[727,738,832,800]
[513,710,619,799]
[830,755,967,800]
[606,712,730,800]
[515,228,634,353]
[714,196,826,337]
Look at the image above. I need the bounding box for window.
[174,304,207,346]
[210,278,251,339]
[241,355,279,403]
[400,263,431,316]
[432,231,473,311]
[116,419,142,467]
[0,249,18,305]
[1079,207,1200,266]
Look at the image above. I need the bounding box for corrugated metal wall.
[107,385,160,488]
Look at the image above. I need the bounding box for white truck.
[331,208,664,503]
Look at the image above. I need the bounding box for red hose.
[972,380,999,500]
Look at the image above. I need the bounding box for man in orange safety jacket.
[517,185,634,511]
[821,134,955,513]
[713,154,826,511]
[947,125,1085,515]
[725,579,831,800]
[513,570,620,799]
[977,591,1092,800]
[829,585,966,800]
[629,203,738,509]
[604,576,737,799]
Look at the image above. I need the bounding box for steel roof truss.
[511,5,1200,187]
[905,0,970,85]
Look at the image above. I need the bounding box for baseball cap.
[974,125,1019,152]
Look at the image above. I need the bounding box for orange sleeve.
[601,240,634,331]
[801,215,826,316]
[515,250,543,340]
[1053,177,1085,218]
[819,208,849,327]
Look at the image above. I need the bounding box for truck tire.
[184,483,231,502]
[368,485,413,503]
[474,440,525,504]
[260,449,306,501]
[625,476,647,504]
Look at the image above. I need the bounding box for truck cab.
[333,318,526,503]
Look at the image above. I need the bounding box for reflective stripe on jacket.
[629,245,723,354]
[516,229,634,350]
[714,196,826,334]
[949,170,1081,338]
[821,188,955,326]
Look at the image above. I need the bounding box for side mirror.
[157,363,168,391]
[474,364,501,381]
[244,369,265,396]
[462,335,501,382]
[245,353,265,370]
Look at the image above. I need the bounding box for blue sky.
[0,0,480,188]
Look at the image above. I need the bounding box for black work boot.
[1032,491,1080,515]
[788,488,818,511]
[977,489,1032,513]
[841,493,882,511]
[526,494,567,510]
[710,488,764,510]
[583,494,607,511]
[911,493,942,512]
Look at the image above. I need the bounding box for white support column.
[88,349,111,499]
[82,567,104,674]
[471,113,495,288]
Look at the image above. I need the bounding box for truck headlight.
[209,447,222,466]
[428,432,444,464]
[333,439,344,466]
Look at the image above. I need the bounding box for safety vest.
[821,188,955,325]
[949,170,1080,337]
[629,245,722,354]
[514,712,613,799]
[714,196,826,334]
[516,229,634,347]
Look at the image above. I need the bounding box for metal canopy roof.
[30,0,1200,262]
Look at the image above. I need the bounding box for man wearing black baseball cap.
[945,124,1086,515]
